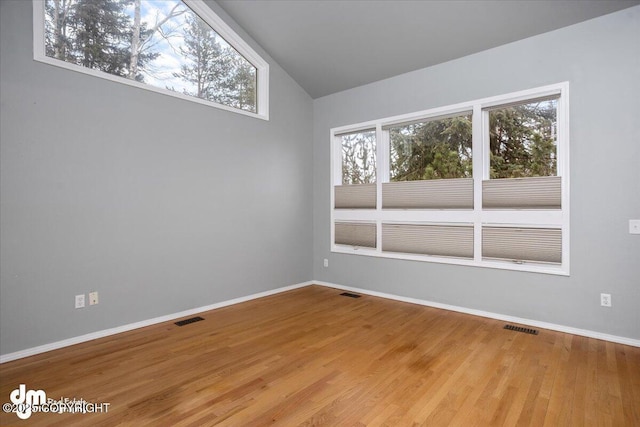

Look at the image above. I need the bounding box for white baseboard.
[313,280,640,348]
[2,279,637,363]
[0,281,314,364]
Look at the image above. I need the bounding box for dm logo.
[10,384,46,420]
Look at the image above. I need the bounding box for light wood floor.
[1,285,639,426]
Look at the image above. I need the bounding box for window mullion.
[330,133,337,252]
[481,109,491,181]
[558,83,570,275]
[472,104,484,262]
[376,124,387,253]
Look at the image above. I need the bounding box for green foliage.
[70,0,132,75]
[390,115,472,181]
[489,101,557,178]
[221,58,257,113]
[175,15,257,112]
[46,0,131,76]
[385,100,557,182]
[175,14,228,100]
[45,0,157,80]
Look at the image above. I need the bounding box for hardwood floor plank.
[1,285,638,426]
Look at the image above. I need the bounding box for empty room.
[1,0,639,425]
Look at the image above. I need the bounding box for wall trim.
[0,281,314,364]
[2,279,637,363]
[313,280,640,348]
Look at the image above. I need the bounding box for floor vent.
[504,324,539,335]
[175,316,204,326]
[340,292,362,298]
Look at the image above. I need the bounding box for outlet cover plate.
[75,294,85,309]
[89,291,98,305]
[630,220,640,234]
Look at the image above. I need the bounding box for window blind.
[334,222,377,248]
[382,178,473,209]
[382,223,474,258]
[482,226,562,264]
[334,184,377,209]
[482,176,561,209]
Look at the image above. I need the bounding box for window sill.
[331,245,569,276]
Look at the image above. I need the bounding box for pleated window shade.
[382,178,473,209]
[483,176,561,209]
[334,222,377,248]
[382,223,474,258]
[482,227,562,264]
[334,184,377,209]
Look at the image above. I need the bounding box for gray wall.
[0,0,313,355]
[313,7,640,340]
[2,2,638,357]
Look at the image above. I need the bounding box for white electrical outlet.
[75,294,85,309]
[600,293,612,307]
[323,258,329,268]
[630,220,640,234]
[89,291,99,305]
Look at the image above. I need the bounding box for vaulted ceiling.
[217,0,640,98]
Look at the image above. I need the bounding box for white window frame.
[330,82,570,275]
[32,0,269,120]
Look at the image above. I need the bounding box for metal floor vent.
[340,292,362,298]
[175,316,204,326]
[504,324,539,335]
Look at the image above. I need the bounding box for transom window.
[330,83,569,275]
[33,0,269,119]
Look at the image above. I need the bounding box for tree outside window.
[44,0,257,113]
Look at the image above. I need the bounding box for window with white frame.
[331,83,569,275]
[33,0,269,119]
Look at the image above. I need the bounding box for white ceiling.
[217,0,639,99]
